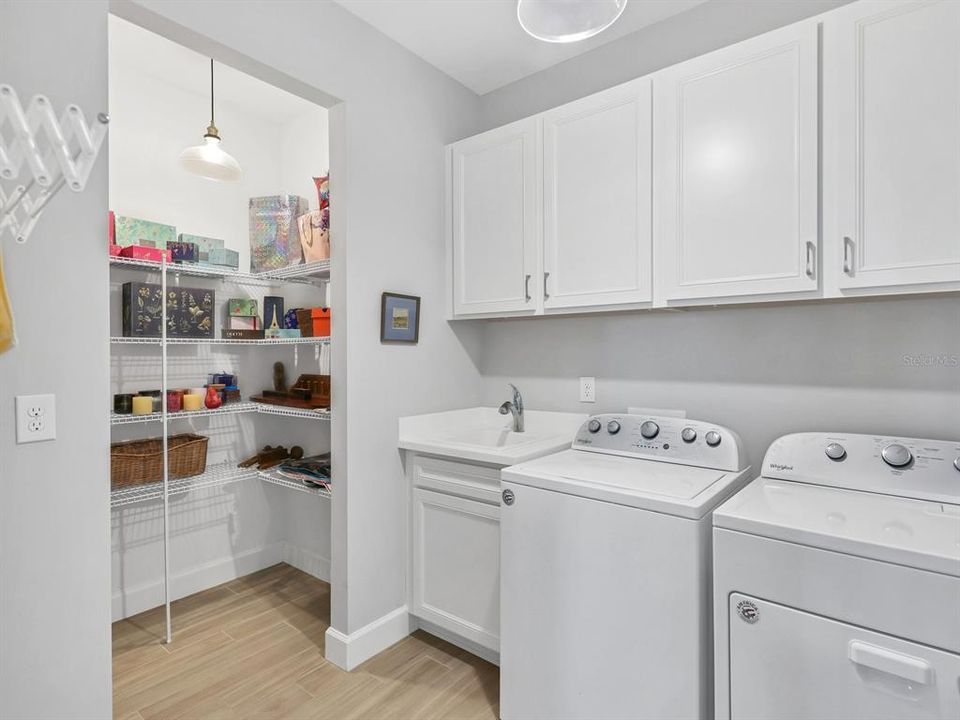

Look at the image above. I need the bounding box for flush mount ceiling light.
[517,0,628,44]
[179,59,242,182]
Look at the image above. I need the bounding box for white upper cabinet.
[449,118,540,317]
[825,0,960,293]
[541,79,653,311]
[653,22,820,304]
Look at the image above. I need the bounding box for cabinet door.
[654,22,819,304]
[412,487,500,651]
[542,79,652,310]
[827,0,960,292]
[450,119,540,317]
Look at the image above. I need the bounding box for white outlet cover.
[579,377,596,403]
[15,393,56,443]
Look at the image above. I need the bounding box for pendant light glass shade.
[179,59,242,182]
[517,0,628,44]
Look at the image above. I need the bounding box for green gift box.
[179,234,225,263]
[227,298,258,317]
[114,215,176,249]
[208,248,240,270]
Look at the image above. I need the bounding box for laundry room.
[1,1,957,719]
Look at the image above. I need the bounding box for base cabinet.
[409,456,501,653]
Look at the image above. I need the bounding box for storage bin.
[207,248,240,270]
[110,433,209,489]
[114,215,176,249]
[311,308,331,337]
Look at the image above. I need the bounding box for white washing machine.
[713,432,960,720]
[500,414,751,720]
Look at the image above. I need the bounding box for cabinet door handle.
[805,241,816,279]
[543,271,550,301]
[524,274,531,302]
[843,236,855,275]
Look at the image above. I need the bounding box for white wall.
[479,0,854,129]
[477,298,960,473]
[117,0,486,651]
[0,2,113,718]
[280,108,330,211]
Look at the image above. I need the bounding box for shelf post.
[161,252,172,644]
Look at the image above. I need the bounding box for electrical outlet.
[579,377,596,403]
[15,393,56,443]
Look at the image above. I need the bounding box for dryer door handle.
[848,641,932,685]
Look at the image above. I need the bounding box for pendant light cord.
[210,58,215,126]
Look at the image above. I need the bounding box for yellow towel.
[0,248,15,353]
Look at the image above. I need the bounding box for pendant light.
[179,59,242,182]
[517,0,628,44]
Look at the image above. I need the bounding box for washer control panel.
[573,414,745,472]
[763,432,960,504]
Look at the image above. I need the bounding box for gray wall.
[0,2,113,717]
[479,0,854,129]
[478,298,960,473]
[472,0,959,466]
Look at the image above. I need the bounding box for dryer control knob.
[607,420,621,435]
[587,419,602,434]
[881,443,912,468]
[680,427,697,443]
[705,431,722,447]
[825,443,846,461]
[953,457,959,472]
[640,421,659,439]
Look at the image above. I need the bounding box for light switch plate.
[579,377,596,403]
[15,394,56,443]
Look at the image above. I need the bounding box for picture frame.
[380,292,420,344]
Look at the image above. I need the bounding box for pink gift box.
[228,316,259,331]
[109,244,123,257]
[120,245,173,263]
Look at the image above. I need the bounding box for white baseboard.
[111,543,282,621]
[415,617,500,666]
[281,541,331,582]
[325,606,415,670]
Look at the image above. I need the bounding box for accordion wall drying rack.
[0,84,109,244]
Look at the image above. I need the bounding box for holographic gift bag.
[248,195,308,273]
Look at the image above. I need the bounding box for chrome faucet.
[498,383,525,433]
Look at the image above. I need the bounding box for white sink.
[399,407,587,465]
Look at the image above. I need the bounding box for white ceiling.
[333,0,707,95]
[108,15,323,121]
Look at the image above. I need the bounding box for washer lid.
[502,449,751,519]
[714,477,960,576]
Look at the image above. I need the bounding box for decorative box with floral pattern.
[122,282,215,338]
[114,215,176,249]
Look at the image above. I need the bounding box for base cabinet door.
[826,0,960,293]
[412,487,500,651]
[654,21,820,304]
[450,119,540,317]
[541,79,653,311]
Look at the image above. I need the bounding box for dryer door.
[727,593,960,720]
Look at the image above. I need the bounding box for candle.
[132,396,153,415]
[113,393,133,414]
[183,393,203,411]
[166,390,183,413]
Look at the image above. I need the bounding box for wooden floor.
[113,564,499,719]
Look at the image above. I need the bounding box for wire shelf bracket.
[0,84,109,243]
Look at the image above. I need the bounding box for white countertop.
[399,407,587,466]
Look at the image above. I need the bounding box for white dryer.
[713,432,960,720]
[500,414,751,720]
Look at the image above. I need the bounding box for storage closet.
[107,16,333,641]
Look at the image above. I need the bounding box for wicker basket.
[111,434,209,489]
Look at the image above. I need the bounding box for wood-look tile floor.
[113,564,499,720]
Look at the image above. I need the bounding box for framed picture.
[380,292,421,344]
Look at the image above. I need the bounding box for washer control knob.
[607,420,621,435]
[640,421,659,439]
[881,443,912,468]
[587,419,602,434]
[824,443,846,461]
[680,427,697,443]
[705,431,722,447]
[955,457,960,472]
